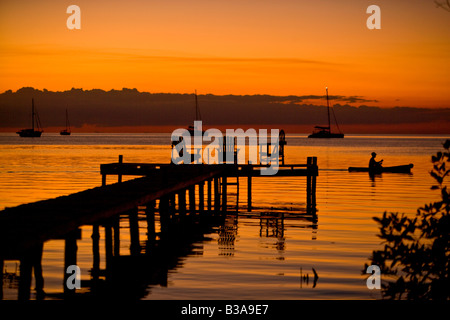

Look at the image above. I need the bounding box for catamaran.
[308,87,344,138]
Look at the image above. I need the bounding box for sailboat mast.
[31,98,35,131]
[66,108,70,130]
[326,87,330,131]
[195,89,199,120]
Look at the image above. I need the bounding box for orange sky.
[1,0,449,108]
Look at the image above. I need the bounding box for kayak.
[348,164,413,173]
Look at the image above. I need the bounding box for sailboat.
[16,98,43,137]
[308,87,344,138]
[60,108,71,135]
[188,90,205,135]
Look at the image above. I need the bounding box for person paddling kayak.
[369,152,383,171]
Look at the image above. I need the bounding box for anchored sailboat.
[308,87,344,138]
[60,108,71,135]
[16,98,43,137]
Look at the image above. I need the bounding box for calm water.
[0,133,448,300]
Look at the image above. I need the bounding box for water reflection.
[1,202,319,300]
[2,262,19,293]
[218,216,238,257]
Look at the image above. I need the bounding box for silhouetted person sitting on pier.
[369,152,383,171]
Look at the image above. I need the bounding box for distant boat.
[188,90,206,136]
[60,108,71,136]
[308,87,344,138]
[16,98,43,137]
[348,164,414,174]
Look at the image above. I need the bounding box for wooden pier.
[0,156,317,300]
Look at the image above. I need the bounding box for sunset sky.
[1,0,449,108]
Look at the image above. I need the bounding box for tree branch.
[435,0,450,12]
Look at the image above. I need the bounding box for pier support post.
[104,224,113,280]
[222,175,227,213]
[129,208,140,256]
[199,182,205,216]
[92,224,100,281]
[169,193,176,219]
[33,243,44,299]
[118,155,123,183]
[18,244,44,301]
[189,185,196,215]
[0,258,3,300]
[146,201,156,246]
[113,217,120,257]
[159,196,170,234]
[306,157,318,213]
[18,254,32,300]
[178,190,186,217]
[235,176,240,212]
[207,179,212,212]
[248,164,252,212]
[307,157,312,211]
[64,231,78,296]
[312,157,317,210]
[214,177,220,214]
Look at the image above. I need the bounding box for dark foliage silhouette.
[365,140,450,300]
[435,0,450,12]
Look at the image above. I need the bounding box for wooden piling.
[118,155,123,183]
[17,244,44,300]
[113,217,120,257]
[18,254,32,300]
[104,224,113,279]
[222,175,227,213]
[178,190,186,217]
[199,182,205,215]
[311,157,317,209]
[0,258,3,300]
[307,157,312,210]
[189,185,196,215]
[129,208,140,256]
[236,176,240,212]
[145,201,156,244]
[33,243,44,299]
[64,231,78,295]
[169,193,176,219]
[207,179,212,212]
[248,164,252,212]
[159,196,170,234]
[91,224,100,280]
[306,157,318,212]
[214,177,220,214]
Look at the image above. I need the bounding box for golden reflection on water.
[0,134,447,299]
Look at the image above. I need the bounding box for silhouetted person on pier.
[369,152,383,171]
